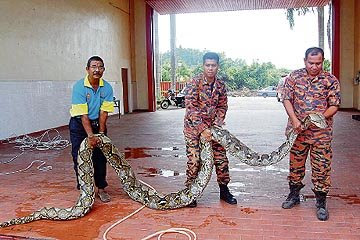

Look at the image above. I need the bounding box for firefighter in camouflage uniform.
[281,47,341,221]
[183,52,237,208]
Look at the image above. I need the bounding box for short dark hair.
[305,47,324,60]
[87,56,104,68]
[203,52,219,64]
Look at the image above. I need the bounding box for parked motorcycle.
[160,88,186,109]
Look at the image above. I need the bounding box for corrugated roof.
[146,0,330,14]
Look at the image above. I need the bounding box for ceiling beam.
[146,0,330,15]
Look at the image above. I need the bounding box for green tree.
[161,60,171,82]
[176,61,192,81]
[160,47,291,90]
[323,59,331,72]
[285,5,331,52]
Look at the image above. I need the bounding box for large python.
[0,113,326,227]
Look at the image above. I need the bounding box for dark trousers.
[69,117,108,189]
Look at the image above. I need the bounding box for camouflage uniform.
[183,74,230,186]
[282,68,341,193]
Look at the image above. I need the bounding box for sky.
[158,7,331,70]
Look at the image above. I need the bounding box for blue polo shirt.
[70,75,114,120]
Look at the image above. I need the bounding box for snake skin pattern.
[212,113,327,167]
[0,113,326,228]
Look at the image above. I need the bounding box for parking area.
[0,97,359,240]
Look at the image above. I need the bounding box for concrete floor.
[0,97,359,240]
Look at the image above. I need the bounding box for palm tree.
[317,6,325,49]
[153,12,161,98]
[170,14,176,91]
[285,5,330,51]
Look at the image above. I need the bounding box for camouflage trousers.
[288,134,332,193]
[184,134,230,187]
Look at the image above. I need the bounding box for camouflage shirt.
[282,68,341,139]
[183,74,228,136]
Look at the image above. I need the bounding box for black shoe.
[219,184,237,205]
[188,200,197,208]
[282,195,300,209]
[313,190,329,221]
[282,183,304,209]
[316,207,329,221]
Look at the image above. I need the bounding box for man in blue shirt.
[69,56,114,202]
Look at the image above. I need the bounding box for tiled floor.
[0,97,359,240]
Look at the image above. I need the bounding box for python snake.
[0,113,326,227]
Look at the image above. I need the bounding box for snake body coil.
[0,113,326,227]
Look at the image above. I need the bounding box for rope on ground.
[0,129,70,175]
[102,205,146,240]
[141,228,197,240]
[2,129,70,151]
[0,160,52,176]
[102,180,197,240]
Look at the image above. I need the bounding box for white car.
[257,86,277,98]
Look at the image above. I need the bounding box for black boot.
[282,183,304,209]
[219,184,237,204]
[313,190,329,221]
[187,200,197,208]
